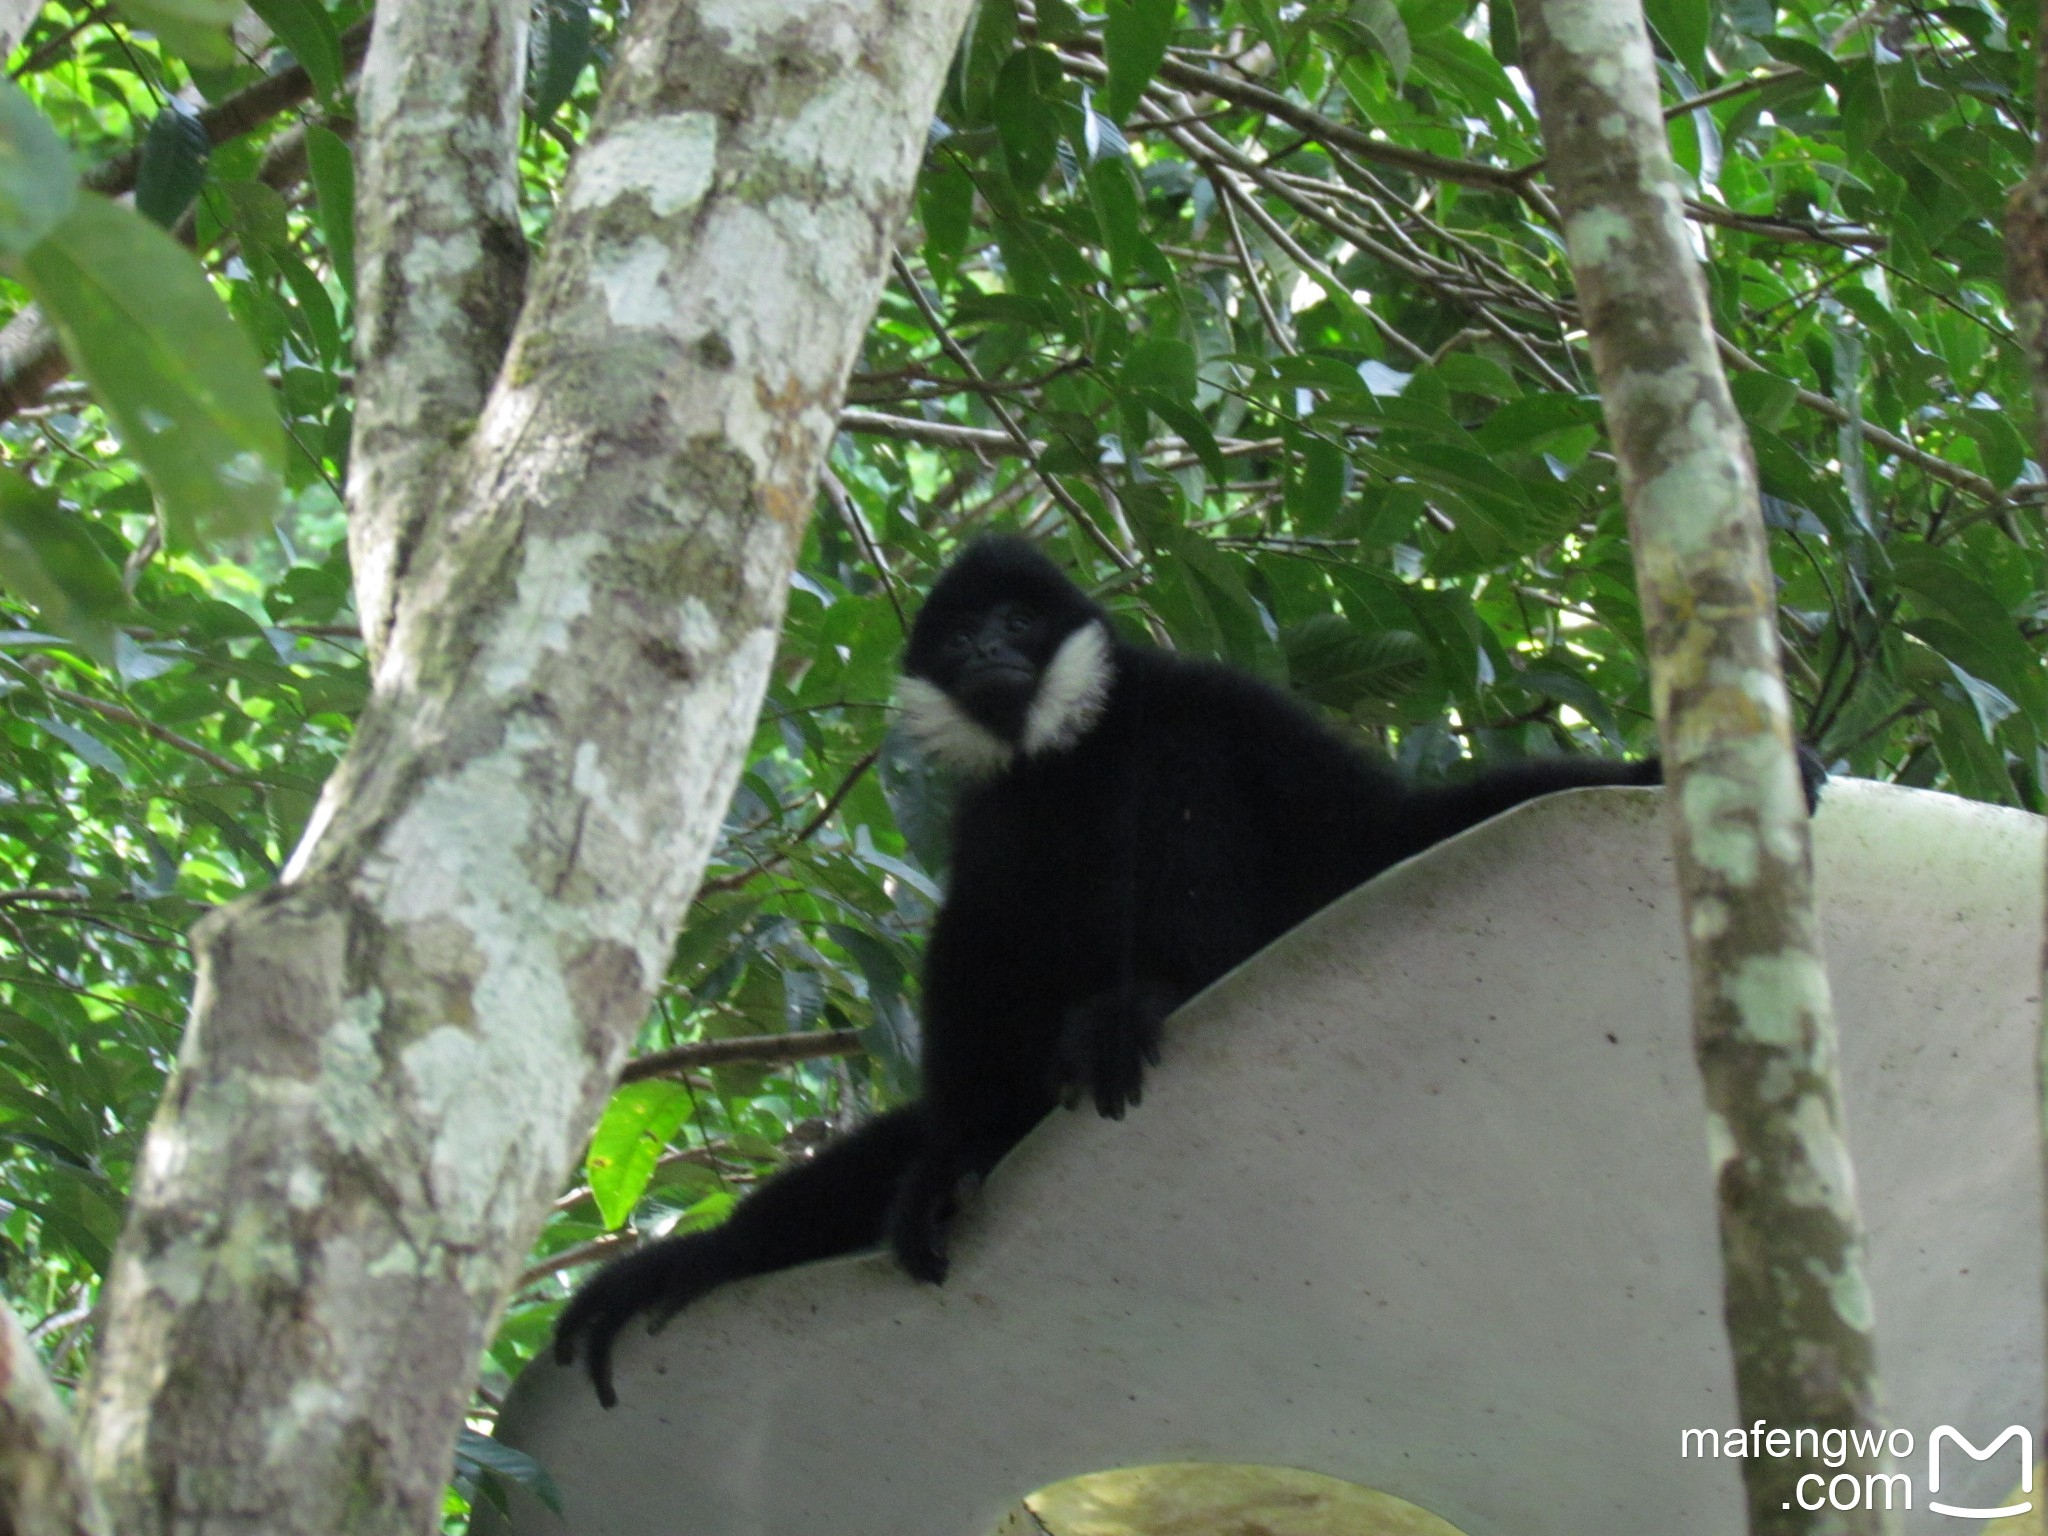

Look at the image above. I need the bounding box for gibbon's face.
[898,539,1114,776]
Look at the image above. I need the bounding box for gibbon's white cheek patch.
[896,674,1015,776]
[1022,621,1112,759]
[896,622,1112,775]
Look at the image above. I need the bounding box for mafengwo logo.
[1680,1423,2033,1517]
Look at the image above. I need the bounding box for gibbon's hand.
[1053,982,1178,1120]
[552,1232,735,1409]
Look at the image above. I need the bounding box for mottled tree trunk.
[0,1299,107,1536]
[66,2,977,1533]
[0,0,44,63]
[2006,0,2048,1453]
[345,0,530,663]
[1513,0,1892,1531]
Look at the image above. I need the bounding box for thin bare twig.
[820,468,908,632]
[618,1028,866,1085]
[42,684,248,776]
[697,747,883,895]
[517,1232,636,1289]
[890,251,1136,569]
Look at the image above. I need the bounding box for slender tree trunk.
[0,0,47,65]
[1513,0,1892,1530]
[2005,0,2048,1452]
[346,0,530,663]
[70,2,977,1532]
[0,1299,108,1536]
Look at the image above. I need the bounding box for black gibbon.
[554,535,1820,1405]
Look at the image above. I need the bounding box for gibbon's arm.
[1400,755,1667,855]
[1406,746,1826,850]
[553,1106,925,1407]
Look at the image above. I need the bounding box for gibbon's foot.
[891,1206,950,1286]
[1054,983,1175,1120]
[886,1149,974,1285]
[552,1233,734,1409]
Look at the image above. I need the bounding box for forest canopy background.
[0,0,2040,1516]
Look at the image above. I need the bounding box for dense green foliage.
[0,0,2040,1513]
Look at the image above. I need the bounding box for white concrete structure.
[489,782,2044,1536]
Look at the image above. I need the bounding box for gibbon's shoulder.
[1101,637,1366,752]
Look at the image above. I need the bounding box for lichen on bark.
[1515,0,1893,1528]
[73,3,981,1534]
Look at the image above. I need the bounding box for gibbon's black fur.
[555,536,1820,1405]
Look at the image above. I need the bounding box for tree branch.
[74,1,979,1528]
[346,0,528,662]
[0,22,376,429]
[891,252,1136,568]
[618,1028,865,1085]
[82,20,373,198]
[1516,0,1888,1523]
[41,685,248,777]
[0,1296,111,1536]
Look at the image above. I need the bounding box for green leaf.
[1271,353,1373,397]
[180,795,274,873]
[992,47,1062,195]
[1758,34,1843,86]
[1961,406,2028,488]
[1123,335,1198,406]
[918,157,974,287]
[1102,0,1175,123]
[1287,431,1347,528]
[1643,0,1709,83]
[1037,0,1086,40]
[108,0,239,66]
[1487,0,1519,65]
[456,1429,564,1514]
[134,102,209,228]
[219,179,291,251]
[1892,547,2046,719]
[0,467,129,660]
[1148,527,1284,678]
[1140,391,1227,486]
[1434,353,1517,398]
[247,0,343,100]
[21,195,285,549]
[528,0,593,124]
[1728,372,1798,431]
[1409,31,1524,119]
[1282,615,1430,710]
[1349,0,1412,85]
[585,1079,696,1229]
[956,0,1018,124]
[1723,0,1774,38]
[30,716,132,783]
[1837,57,1885,157]
[274,244,341,363]
[1473,394,1600,454]
[304,126,355,298]
[1086,157,1143,280]
[1942,658,2017,739]
[0,79,76,254]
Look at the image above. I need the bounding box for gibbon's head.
[898,537,1114,776]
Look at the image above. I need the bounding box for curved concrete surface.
[487,781,2045,1536]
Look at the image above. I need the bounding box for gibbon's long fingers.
[553,1295,625,1410]
[552,1233,738,1408]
